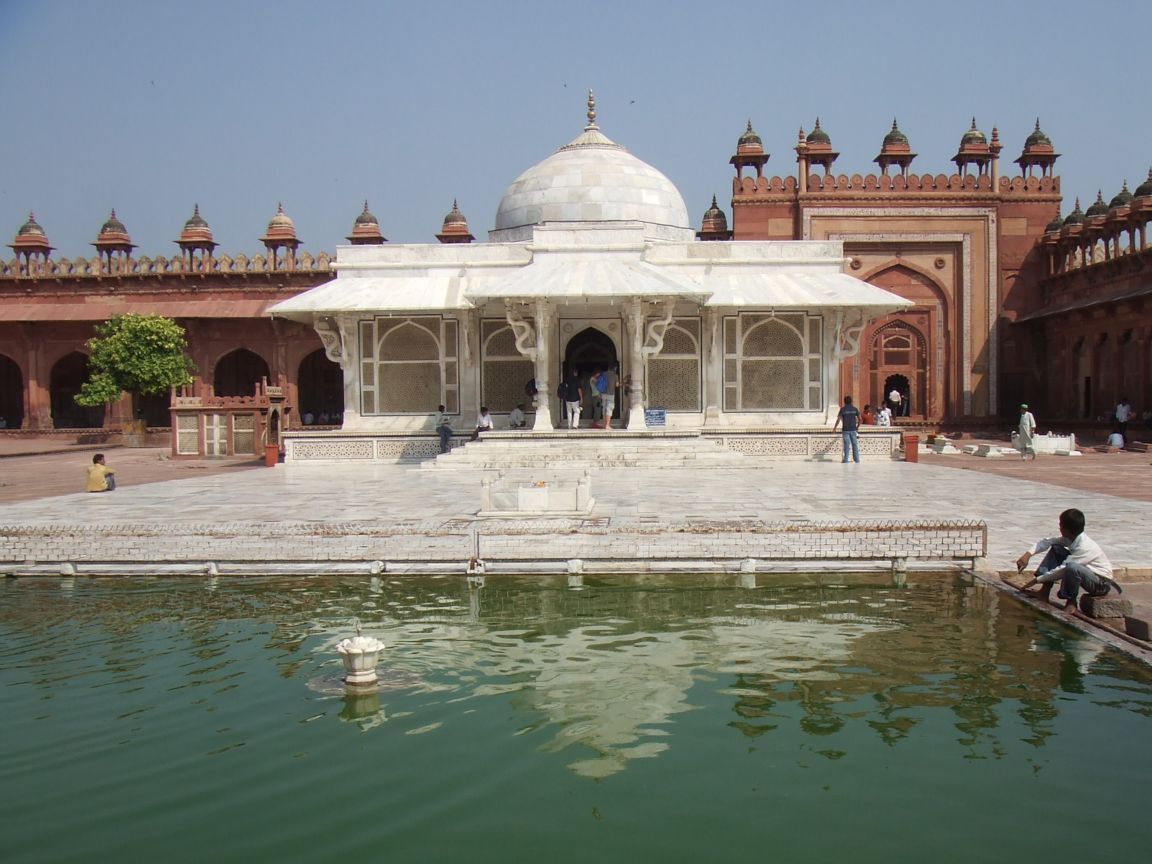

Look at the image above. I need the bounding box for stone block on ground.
[1123,616,1151,641]
[1079,594,1133,619]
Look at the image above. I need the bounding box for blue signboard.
[644,408,666,427]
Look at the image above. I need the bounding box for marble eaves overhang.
[268,225,910,322]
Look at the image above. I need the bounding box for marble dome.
[493,95,692,241]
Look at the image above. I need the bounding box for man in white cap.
[1018,403,1037,460]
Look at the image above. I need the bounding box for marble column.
[532,299,555,431]
[626,299,647,430]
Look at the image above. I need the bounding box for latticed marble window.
[232,414,256,455]
[359,316,458,414]
[723,313,823,411]
[648,318,701,411]
[481,320,534,413]
[175,414,199,455]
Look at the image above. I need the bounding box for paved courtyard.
[0,442,1147,569]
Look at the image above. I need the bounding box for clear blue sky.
[1,0,1148,258]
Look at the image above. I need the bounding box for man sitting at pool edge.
[1013,508,1122,613]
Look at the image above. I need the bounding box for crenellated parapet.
[733,171,1060,198]
[0,250,333,279]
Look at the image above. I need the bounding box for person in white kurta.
[1017,403,1037,460]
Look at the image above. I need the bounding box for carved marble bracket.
[314,316,347,367]
[641,299,677,358]
[833,308,866,361]
[504,301,538,361]
[463,309,480,366]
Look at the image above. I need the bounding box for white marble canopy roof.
[465,254,708,301]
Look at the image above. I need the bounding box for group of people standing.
[557,366,618,430]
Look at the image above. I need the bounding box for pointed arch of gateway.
[213,348,270,397]
[871,321,928,419]
[861,264,950,420]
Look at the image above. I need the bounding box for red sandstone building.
[2,119,1149,439]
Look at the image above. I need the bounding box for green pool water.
[1,574,1149,863]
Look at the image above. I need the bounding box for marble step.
[424,439,748,469]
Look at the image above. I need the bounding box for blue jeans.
[437,425,452,453]
[841,430,860,463]
[1037,546,1110,603]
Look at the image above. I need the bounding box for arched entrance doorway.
[0,354,24,429]
[50,352,105,429]
[298,349,343,424]
[214,349,270,397]
[871,323,926,419]
[562,326,619,426]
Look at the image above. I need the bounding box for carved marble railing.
[0,250,333,278]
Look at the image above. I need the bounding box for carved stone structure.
[270,93,908,455]
[729,117,1063,422]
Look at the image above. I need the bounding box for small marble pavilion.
[269,94,909,454]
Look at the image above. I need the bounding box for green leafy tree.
[75,314,196,416]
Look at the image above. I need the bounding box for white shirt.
[509,407,525,427]
[1116,402,1132,423]
[475,412,493,430]
[1031,532,1113,581]
[876,407,892,427]
[888,390,901,404]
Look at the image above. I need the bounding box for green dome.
[1024,119,1051,148]
[1109,182,1133,209]
[1135,169,1152,198]
[1045,214,1064,233]
[183,204,208,230]
[354,201,379,226]
[883,119,908,147]
[100,209,127,235]
[443,200,466,226]
[17,213,45,236]
[1063,199,1086,226]
[806,118,830,145]
[738,120,762,149]
[701,194,727,230]
[960,118,986,146]
[1085,191,1108,218]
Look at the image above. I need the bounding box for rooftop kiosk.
[270,94,909,462]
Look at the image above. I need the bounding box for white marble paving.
[1,460,1149,572]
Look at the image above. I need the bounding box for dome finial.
[586,89,596,128]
